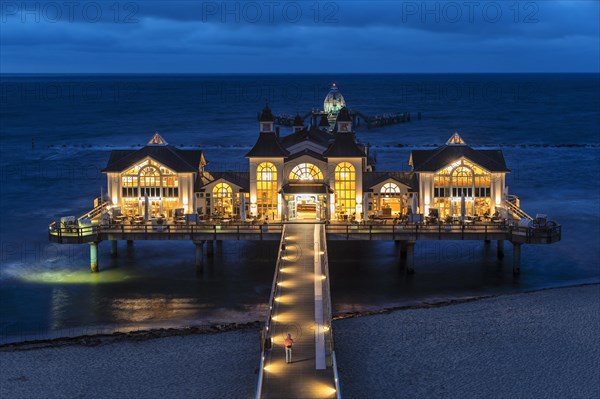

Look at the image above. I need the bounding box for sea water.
[0,74,598,343]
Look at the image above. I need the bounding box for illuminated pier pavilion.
[48,85,560,275]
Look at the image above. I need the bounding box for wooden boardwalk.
[258,223,338,399]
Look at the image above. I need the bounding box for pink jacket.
[284,336,294,347]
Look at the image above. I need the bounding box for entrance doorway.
[292,194,320,220]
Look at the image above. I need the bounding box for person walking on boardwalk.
[284,333,295,364]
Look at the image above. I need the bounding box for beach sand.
[1,285,598,399]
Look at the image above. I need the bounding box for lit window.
[289,163,324,181]
[334,162,355,216]
[257,162,278,219]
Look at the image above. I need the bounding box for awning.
[281,183,331,194]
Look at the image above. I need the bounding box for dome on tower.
[323,83,346,114]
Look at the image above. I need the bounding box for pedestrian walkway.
[257,223,339,399]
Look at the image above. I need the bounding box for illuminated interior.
[121,159,179,217]
[212,183,233,217]
[257,162,279,219]
[433,159,491,217]
[378,182,403,217]
[288,163,324,181]
[334,162,356,218]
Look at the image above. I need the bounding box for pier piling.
[110,240,118,257]
[513,243,521,275]
[127,240,133,247]
[399,241,408,259]
[206,240,214,256]
[194,241,205,270]
[406,241,415,274]
[89,242,99,273]
[497,240,504,259]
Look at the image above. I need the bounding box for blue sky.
[1,1,598,73]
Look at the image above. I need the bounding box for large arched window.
[288,163,323,181]
[380,183,400,196]
[213,183,233,216]
[451,166,474,197]
[334,162,356,216]
[139,166,161,197]
[256,162,278,219]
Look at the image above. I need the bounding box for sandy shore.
[1,285,598,399]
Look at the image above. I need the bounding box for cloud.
[0,0,598,72]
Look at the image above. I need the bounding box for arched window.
[451,166,474,197]
[139,166,161,197]
[380,182,400,196]
[213,183,233,216]
[288,163,323,181]
[256,162,278,219]
[334,162,356,216]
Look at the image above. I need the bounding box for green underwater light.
[19,268,130,284]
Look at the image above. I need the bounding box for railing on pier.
[505,196,534,221]
[325,221,561,244]
[48,221,285,244]
[255,225,288,399]
[78,199,109,221]
[320,225,340,394]
[48,219,560,245]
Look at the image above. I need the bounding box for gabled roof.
[363,172,418,192]
[259,105,274,122]
[410,145,510,172]
[196,171,249,192]
[245,132,290,158]
[279,125,333,150]
[103,145,204,173]
[318,115,330,128]
[293,114,304,126]
[286,148,327,163]
[336,107,352,122]
[323,132,365,158]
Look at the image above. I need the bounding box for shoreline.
[2,282,597,352]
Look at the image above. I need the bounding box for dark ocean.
[1,74,599,343]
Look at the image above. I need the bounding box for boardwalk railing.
[48,221,285,244]
[48,219,560,245]
[255,225,288,399]
[320,224,341,396]
[78,199,109,221]
[325,222,561,244]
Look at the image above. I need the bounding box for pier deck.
[257,223,339,399]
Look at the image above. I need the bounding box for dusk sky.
[1,0,599,73]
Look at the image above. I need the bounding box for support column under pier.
[89,242,99,273]
[396,240,408,259]
[206,240,214,257]
[194,241,205,270]
[406,241,415,274]
[513,243,521,275]
[497,240,504,259]
[127,240,133,247]
[111,240,118,257]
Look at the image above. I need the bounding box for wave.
[45,143,600,151]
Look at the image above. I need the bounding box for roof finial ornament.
[446,132,466,145]
[148,131,168,146]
